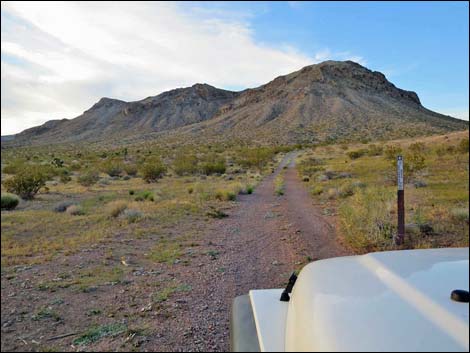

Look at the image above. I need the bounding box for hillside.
[5,61,468,146]
[11,84,238,145]
[181,61,468,144]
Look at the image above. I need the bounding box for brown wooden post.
[396,155,405,245]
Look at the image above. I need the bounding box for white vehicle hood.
[285,248,469,352]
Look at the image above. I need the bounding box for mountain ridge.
[4,60,468,146]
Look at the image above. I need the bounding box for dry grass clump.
[339,186,395,252]
[66,205,85,216]
[122,209,142,223]
[106,200,128,218]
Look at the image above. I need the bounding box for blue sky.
[194,1,469,116]
[1,1,468,135]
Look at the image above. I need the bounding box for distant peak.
[96,97,125,104]
[86,97,126,112]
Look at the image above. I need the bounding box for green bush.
[101,160,123,177]
[404,151,426,178]
[3,166,48,199]
[200,154,226,175]
[134,190,154,202]
[2,159,26,175]
[1,193,20,210]
[236,147,275,169]
[215,190,236,201]
[173,153,199,176]
[78,170,100,186]
[140,158,166,183]
[310,185,323,196]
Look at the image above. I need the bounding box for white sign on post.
[397,155,404,190]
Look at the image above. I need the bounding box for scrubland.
[297,131,469,252]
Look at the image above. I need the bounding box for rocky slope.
[12,84,238,144]
[181,61,467,144]
[6,61,468,146]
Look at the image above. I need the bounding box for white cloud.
[437,109,469,121]
[1,1,364,135]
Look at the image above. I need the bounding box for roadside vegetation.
[1,141,296,351]
[297,131,469,253]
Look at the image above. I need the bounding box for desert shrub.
[66,205,84,216]
[129,190,135,195]
[246,185,254,194]
[107,200,128,218]
[140,158,166,183]
[70,160,82,171]
[311,185,323,196]
[78,170,100,186]
[2,159,27,175]
[1,193,20,210]
[50,157,64,168]
[302,176,310,182]
[404,150,426,177]
[187,187,194,194]
[173,153,199,176]
[215,190,236,201]
[339,187,395,252]
[236,147,275,169]
[59,171,72,184]
[384,145,403,161]
[347,149,367,160]
[409,142,426,154]
[54,200,75,213]
[123,209,142,223]
[458,138,469,153]
[135,190,154,202]
[101,160,123,177]
[3,166,48,199]
[367,144,383,156]
[200,154,226,175]
[123,163,138,176]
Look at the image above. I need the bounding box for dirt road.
[160,151,348,351]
